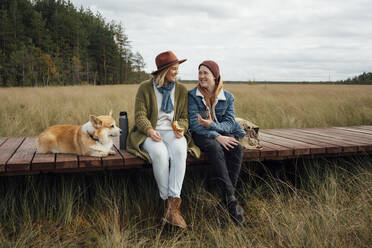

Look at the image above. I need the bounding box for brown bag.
[235,117,263,150]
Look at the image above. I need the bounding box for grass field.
[0,84,371,247]
[1,84,372,137]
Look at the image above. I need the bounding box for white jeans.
[143,130,187,200]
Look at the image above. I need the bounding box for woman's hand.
[174,130,184,138]
[197,114,213,128]
[216,135,239,150]
[149,130,162,142]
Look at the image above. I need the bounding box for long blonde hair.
[154,67,171,88]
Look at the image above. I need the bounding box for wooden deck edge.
[2,126,372,176]
[1,151,371,176]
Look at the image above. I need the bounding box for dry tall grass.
[1,84,372,136]
[0,158,370,247]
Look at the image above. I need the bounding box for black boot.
[226,195,245,224]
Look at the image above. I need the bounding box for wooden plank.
[110,136,143,168]
[0,137,8,147]
[304,128,372,143]
[258,141,278,158]
[260,132,323,155]
[345,126,372,131]
[327,128,372,142]
[243,149,260,160]
[264,129,342,154]
[360,126,372,130]
[0,137,25,172]
[263,130,327,154]
[259,140,293,159]
[333,126,372,136]
[287,128,357,152]
[301,128,372,152]
[325,129,372,152]
[283,129,344,153]
[324,127,372,140]
[121,151,146,168]
[102,145,125,169]
[78,155,102,169]
[260,134,310,155]
[99,136,125,169]
[298,129,360,153]
[32,153,56,171]
[6,137,37,172]
[56,153,78,170]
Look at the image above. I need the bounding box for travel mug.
[119,111,128,150]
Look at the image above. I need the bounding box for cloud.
[70,0,372,81]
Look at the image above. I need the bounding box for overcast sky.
[70,0,371,81]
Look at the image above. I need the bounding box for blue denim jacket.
[188,87,245,139]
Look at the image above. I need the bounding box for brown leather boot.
[162,197,187,229]
[163,199,168,218]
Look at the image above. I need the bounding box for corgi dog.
[37,111,121,157]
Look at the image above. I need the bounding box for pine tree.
[0,0,148,87]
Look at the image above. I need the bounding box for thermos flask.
[119,111,128,150]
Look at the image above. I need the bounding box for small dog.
[37,111,121,157]
[235,117,263,150]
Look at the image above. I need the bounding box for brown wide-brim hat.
[151,50,186,75]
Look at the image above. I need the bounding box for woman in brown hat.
[127,51,200,229]
[188,60,246,224]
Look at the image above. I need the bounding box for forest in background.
[0,0,149,87]
[340,72,372,84]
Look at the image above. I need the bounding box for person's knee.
[171,139,187,159]
[233,143,243,156]
[205,140,224,155]
[150,149,169,165]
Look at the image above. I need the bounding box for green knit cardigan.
[127,78,201,162]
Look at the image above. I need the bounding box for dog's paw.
[109,149,116,155]
[91,153,103,157]
[90,151,108,157]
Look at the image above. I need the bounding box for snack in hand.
[171,121,184,132]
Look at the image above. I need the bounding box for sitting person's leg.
[224,143,245,224]
[142,137,169,200]
[192,133,235,197]
[224,143,243,189]
[193,133,245,224]
[159,130,188,228]
[160,130,187,198]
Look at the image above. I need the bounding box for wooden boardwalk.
[1,126,372,176]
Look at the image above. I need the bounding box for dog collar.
[87,132,100,142]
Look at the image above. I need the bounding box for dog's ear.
[108,110,113,116]
[90,115,102,128]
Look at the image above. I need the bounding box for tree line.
[0,0,149,87]
[339,72,372,84]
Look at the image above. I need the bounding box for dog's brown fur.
[37,111,121,157]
